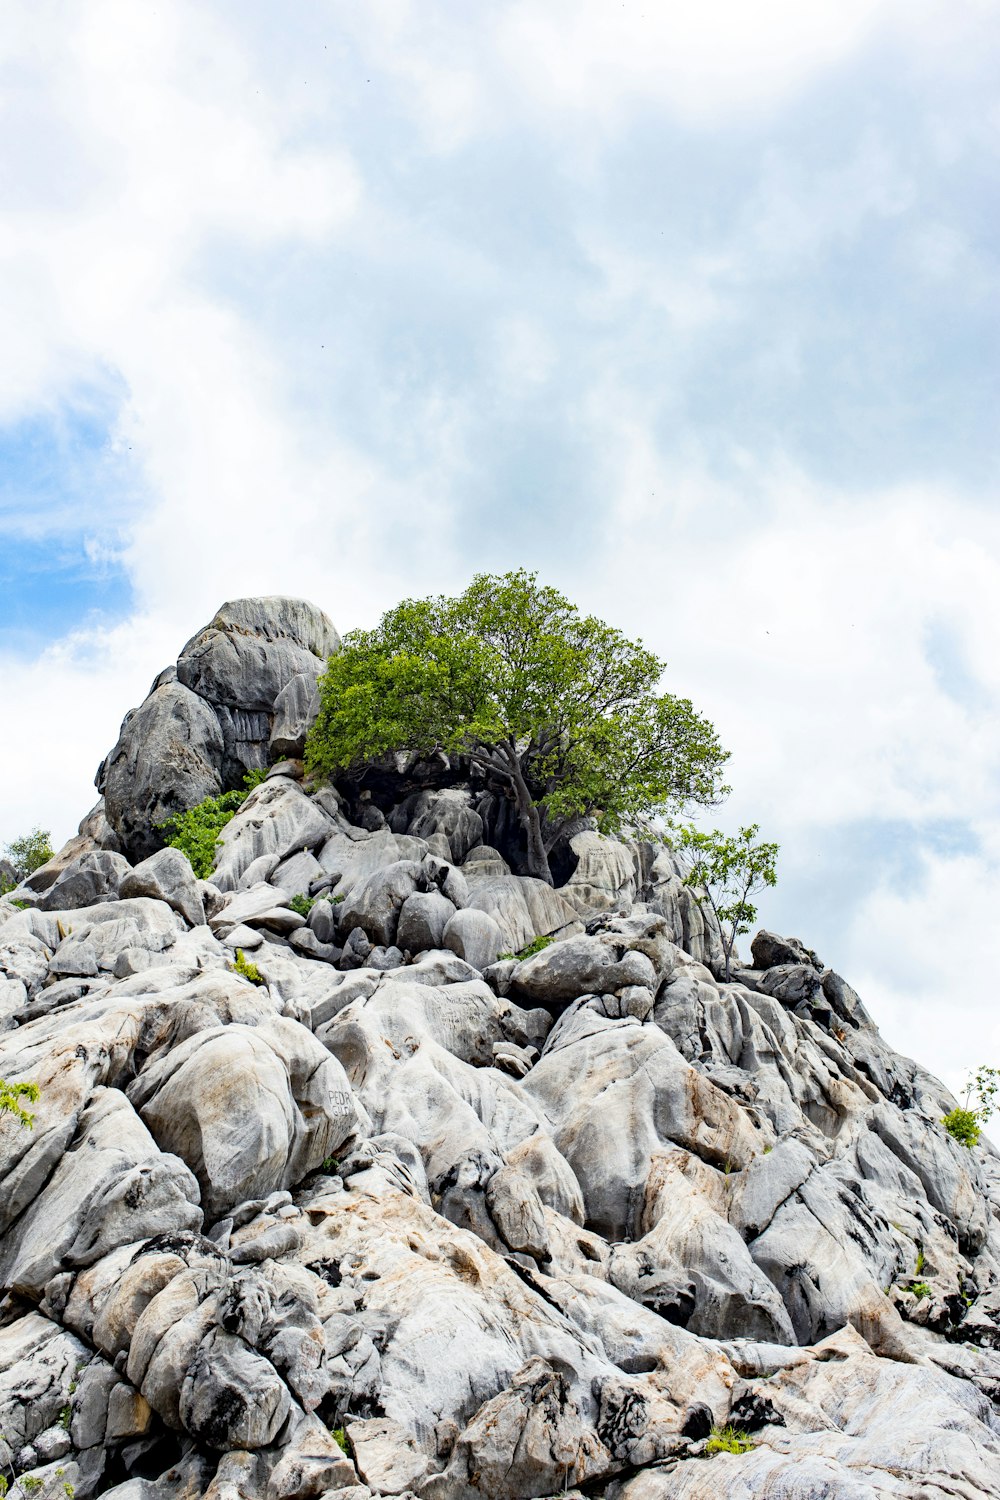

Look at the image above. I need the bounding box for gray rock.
[463,875,578,953]
[271,848,325,895]
[128,1015,363,1217]
[99,681,225,861]
[396,891,457,954]
[179,1326,291,1449]
[338,861,423,947]
[0,1088,202,1296]
[443,908,504,972]
[270,670,323,760]
[307,897,339,945]
[348,1416,429,1495]
[390,789,485,865]
[509,934,657,1009]
[751,929,823,970]
[38,851,131,911]
[462,844,511,877]
[119,847,206,927]
[212,779,335,893]
[177,596,338,713]
[0,1312,91,1454]
[559,831,638,913]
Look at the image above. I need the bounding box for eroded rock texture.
[2,597,1000,1500]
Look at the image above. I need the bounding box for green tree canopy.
[306,569,731,883]
[2,827,53,886]
[677,823,779,982]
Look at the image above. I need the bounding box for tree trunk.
[507,757,554,885]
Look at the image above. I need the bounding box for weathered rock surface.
[97,597,338,860]
[3,595,1000,1500]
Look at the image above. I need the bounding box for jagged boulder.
[97,597,339,861]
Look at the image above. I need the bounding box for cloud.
[1,0,999,1105]
[497,0,890,127]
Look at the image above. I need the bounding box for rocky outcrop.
[94,597,338,861]
[2,596,1000,1500]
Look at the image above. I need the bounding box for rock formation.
[2,597,1000,1500]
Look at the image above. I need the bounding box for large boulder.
[558,831,638,913]
[390,789,485,865]
[37,851,131,911]
[97,598,339,861]
[269,670,322,760]
[0,1088,202,1298]
[463,875,578,952]
[211,777,336,892]
[127,1016,363,1219]
[176,597,338,712]
[509,933,657,1009]
[99,682,226,862]
[119,847,205,927]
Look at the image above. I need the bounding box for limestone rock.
[37,851,132,911]
[270,670,323,760]
[443,908,504,972]
[99,681,226,861]
[120,847,206,927]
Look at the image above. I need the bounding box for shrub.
[517,934,555,960]
[942,1107,980,1148]
[0,1078,39,1129]
[158,770,266,879]
[705,1425,754,1456]
[231,949,265,986]
[289,894,317,918]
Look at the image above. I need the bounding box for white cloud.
[1,0,999,1108]
[846,845,1000,1099]
[498,0,890,128]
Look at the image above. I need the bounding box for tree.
[676,823,779,982]
[306,570,731,884]
[3,827,53,883]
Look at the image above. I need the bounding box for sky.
[0,0,998,1100]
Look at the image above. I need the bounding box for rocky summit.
[2,596,1000,1500]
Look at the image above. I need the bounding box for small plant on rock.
[516,934,555,960]
[942,1066,1000,1149]
[231,949,265,986]
[909,1281,932,1301]
[705,1424,754,1456]
[942,1108,980,1147]
[331,1427,349,1453]
[289,893,317,918]
[0,1078,39,1129]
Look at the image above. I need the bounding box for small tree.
[942,1066,1000,1149]
[676,823,779,982]
[305,570,731,884]
[3,827,53,883]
